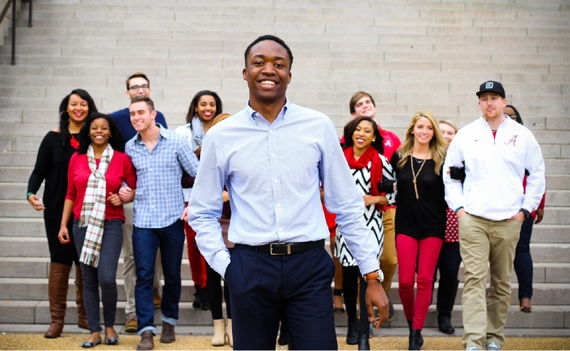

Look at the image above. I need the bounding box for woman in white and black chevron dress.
[334,117,396,350]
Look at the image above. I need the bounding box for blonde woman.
[390,112,448,350]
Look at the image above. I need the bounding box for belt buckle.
[270,242,291,255]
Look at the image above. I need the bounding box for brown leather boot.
[137,330,154,350]
[44,263,72,338]
[75,264,89,330]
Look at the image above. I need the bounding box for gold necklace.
[410,150,430,199]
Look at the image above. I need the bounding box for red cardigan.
[66,151,137,222]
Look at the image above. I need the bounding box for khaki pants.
[459,214,522,349]
[122,203,163,317]
[380,208,397,293]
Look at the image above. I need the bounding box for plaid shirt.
[126,125,199,228]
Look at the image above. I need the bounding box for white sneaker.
[486,342,501,350]
[466,346,481,351]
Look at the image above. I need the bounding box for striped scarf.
[79,144,113,267]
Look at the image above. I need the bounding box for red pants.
[396,234,443,330]
[184,220,207,289]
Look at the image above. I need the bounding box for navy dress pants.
[225,244,337,350]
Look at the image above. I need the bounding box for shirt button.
[274,179,278,183]
[278,228,283,232]
[269,130,273,134]
[272,153,276,157]
[277,204,281,208]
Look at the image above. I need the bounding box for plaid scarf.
[79,144,113,267]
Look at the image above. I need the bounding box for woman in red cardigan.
[58,113,136,348]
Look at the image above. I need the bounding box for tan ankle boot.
[44,263,72,338]
[226,319,233,347]
[75,264,89,330]
[211,319,226,346]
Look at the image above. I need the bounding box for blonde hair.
[397,111,448,175]
[438,119,458,134]
[212,113,231,127]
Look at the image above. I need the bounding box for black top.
[27,131,79,211]
[390,152,446,240]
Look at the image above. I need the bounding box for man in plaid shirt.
[120,96,199,350]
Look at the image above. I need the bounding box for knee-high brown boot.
[75,264,89,330]
[45,263,72,338]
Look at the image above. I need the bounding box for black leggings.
[342,266,368,333]
[206,260,231,320]
[44,209,79,265]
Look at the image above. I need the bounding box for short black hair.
[78,113,125,153]
[244,34,294,69]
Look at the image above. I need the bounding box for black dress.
[390,152,447,240]
[27,131,80,265]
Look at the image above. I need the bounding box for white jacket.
[444,116,545,221]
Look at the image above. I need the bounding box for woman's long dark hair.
[343,116,384,155]
[185,90,223,126]
[58,89,98,153]
[78,113,125,154]
[506,104,523,125]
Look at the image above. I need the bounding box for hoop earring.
[60,111,70,122]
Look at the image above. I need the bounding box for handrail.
[0,0,33,65]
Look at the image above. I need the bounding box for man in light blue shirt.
[122,96,199,350]
[185,35,388,350]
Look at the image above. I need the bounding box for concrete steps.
[0,0,568,332]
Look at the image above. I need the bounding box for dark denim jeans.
[73,218,123,333]
[133,220,185,335]
[514,215,534,300]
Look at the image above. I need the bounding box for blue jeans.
[73,219,123,333]
[133,220,185,335]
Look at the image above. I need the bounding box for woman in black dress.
[26,89,98,338]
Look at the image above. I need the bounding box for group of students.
[26,33,546,351]
[332,86,545,350]
[26,76,232,349]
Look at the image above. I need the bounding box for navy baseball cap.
[476,81,505,98]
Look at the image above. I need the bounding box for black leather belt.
[239,239,325,256]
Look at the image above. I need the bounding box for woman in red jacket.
[58,113,136,348]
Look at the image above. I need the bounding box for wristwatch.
[364,270,384,282]
[520,208,530,220]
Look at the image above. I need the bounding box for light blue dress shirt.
[187,100,381,278]
[126,125,199,229]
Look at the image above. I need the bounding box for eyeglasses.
[129,84,149,91]
[505,114,517,120]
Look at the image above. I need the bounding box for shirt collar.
[135,124,167,143]
[245,98,290,125]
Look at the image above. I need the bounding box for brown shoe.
[125,314,137,333]
[44,263,72,338]
[137,331,154,350]
[160,321,175,343]
[153,288,161,309]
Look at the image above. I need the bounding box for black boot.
[409,329,423,350]
[357,326,370,350]
[346,317,359,345]
[277,321,289,346]
[436,279,458,334]
[407,321,423,348]
[438,315,455,334]
[193,285,202,309]
[200,288,210,311]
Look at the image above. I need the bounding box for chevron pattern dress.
[335,154,396,267]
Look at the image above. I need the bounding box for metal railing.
[0,0,33,65]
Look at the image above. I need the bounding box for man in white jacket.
[443,81,545,351]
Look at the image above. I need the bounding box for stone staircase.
[0,0,569,335]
